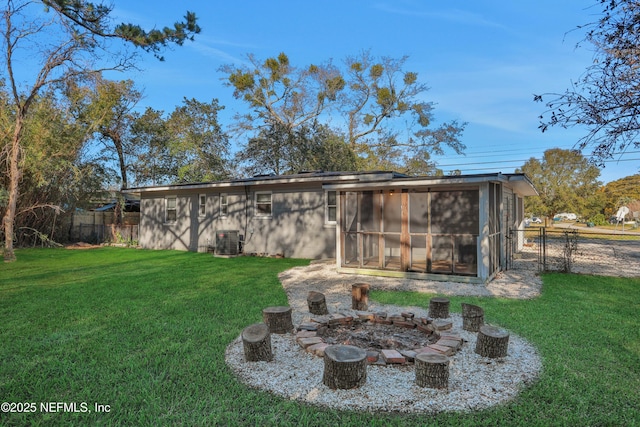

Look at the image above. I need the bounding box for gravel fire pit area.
[225,263,542,414]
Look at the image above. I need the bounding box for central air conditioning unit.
[215,230,239,256]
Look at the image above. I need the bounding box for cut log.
[322,345,367,389]
[351,283,370,311]
[475,325,510,358]
[415,353,449,389]
[262,306,293,334]
[428,297,450,319]
[242,323,273,362]
[307,291,329,315]
[461,303,484,332]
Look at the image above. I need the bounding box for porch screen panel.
[360,191,380,266]
[409,192,429,233]
[430,190,479,275]
[382,191,401,268]
[384,234,401,269]
[430,190,479,234]
[410,235,427,272]
[454,234,477,274]
[409,192,429,271]
[383,192,401,233]
[431,235,453,272]
[342,192,358,266]
[361,191,380,231]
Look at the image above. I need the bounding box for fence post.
[539,227,546,272]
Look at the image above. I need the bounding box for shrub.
[589,213,607,226]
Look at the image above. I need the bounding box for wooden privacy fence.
[68,212,140,244]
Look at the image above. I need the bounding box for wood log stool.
[428,297,450,319]
[242,323,273,362]
[262,306,294,334]
[415,353,449,389]
[475,325,510,358]
[461,303,485,332]
[322,345,367,389]
[351,283,370,311]
[307,291,329,315]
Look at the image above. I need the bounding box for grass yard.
[1,248,639,426]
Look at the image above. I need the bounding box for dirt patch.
[65,242,102,250]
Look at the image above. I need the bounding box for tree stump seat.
[242,323,273,362]
[322,345,367,389]
[461,303,485,332]
[428,297,450,319]
[351,283,370,311]
[415,353,449,389]
[307,291,329,315]
[262,306,294,334]
[475,325,510,358]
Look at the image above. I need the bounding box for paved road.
[544,222,640,236]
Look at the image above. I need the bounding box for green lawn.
[1,248,639,426]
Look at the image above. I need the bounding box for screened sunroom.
[324,174,536,283]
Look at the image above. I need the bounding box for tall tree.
[220,52,344,134]
[221,51,465,174]
[517,148,603,219]
[129,107,173,186]
[165,98,230,183]
[341,51,466,168]
[0,87,106,246]
[535,0,640,166]
[236,122,358,176]
[70,76,141,189]
[601,174,640,215]
[1,0,200,261]
[129,99,230,185]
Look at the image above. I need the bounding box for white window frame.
[254,191,272,218]
[165,196,177,223]
[325,190,337,225]
[220,193,228,217]
[198,194,206,217]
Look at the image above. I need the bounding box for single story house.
[124,171,537,283]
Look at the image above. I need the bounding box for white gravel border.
[225,262,543,414]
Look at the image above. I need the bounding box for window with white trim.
[220,193,228,216]
[255,192,272,217]
[198,194,206,217]
[165,196,177,223]
[326,190,337,224]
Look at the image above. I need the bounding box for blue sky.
[112,1,639,183]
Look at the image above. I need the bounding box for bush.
[589,213,607,226]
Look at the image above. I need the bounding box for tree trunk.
[307,291,329,315]
[3,116,24,262]
[415,353,449,389]
[461,303,484,332]
[428,297,450,319]
[242,323,273,362]
[262,306,293,334]
[322,345,367,389]
[475,325,510,358]
[351,283,370,311]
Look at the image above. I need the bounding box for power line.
[436,153,640,168]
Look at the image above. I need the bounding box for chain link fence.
[508,226,640,277]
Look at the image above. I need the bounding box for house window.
[165,197,177,223]
[326,190,337,224]
[255,192,272,217]
[220,193,228,216]
[198,194,206,217]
